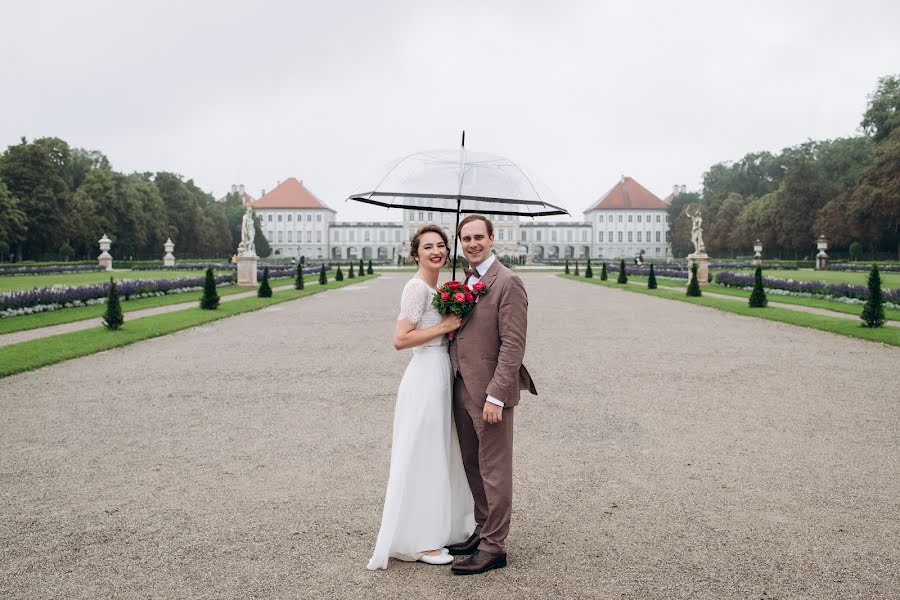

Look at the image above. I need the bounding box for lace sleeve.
[397,279,432,325]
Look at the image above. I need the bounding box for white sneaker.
[419,550,454,565]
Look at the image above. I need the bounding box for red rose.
[465,293,474,303]
[441,292,450,301]
[448,281,460,290]
[460,284,470,292]
[453,292,466,303]
[472,281,486,292]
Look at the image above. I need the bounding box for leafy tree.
[862,74,900,143]
[861,264,885,327]
[647,264,657,289]
[748,266,767,308]
[585,259,592,278]
[59,242,74,261]
[849,242,863,261]
[367,259,373,275]
[200,268,220,309]
[319,264,327,285]
[294,263,305,290]
[600,262,608,280]
[0,180,27,255]
[102,278,124,330]
[686,262,702,297]
[335,265,344,281]
[257,266,273,297]
[617,259,627,284]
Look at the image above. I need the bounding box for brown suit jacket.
[449,258,537,408]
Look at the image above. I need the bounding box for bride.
[367,224,476,570]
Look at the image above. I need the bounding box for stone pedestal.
[98,233,113,271]
[687,252,710,286]
[237,255,258,286]
[816,251,829,270]
[753,253,763,267]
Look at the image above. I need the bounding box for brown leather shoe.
[450,549,507,575]
[445,532,480,556]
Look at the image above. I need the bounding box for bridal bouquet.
[432,280,489,316]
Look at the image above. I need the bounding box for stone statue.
[238,206,256,256]
[686,205,705,254]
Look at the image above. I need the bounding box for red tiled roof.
[662,193,675,205]
[585,177,668,212]
[251,178,335,211]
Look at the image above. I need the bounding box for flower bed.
[605,264,689,279]
[830,263,900,273]
[0,264,107,276]
[715,271,900,306]
[1,275,236,318]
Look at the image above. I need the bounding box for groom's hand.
[483,402,503,425]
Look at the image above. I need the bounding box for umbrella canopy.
[348,133,569,278]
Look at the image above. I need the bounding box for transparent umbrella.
[348,132,569,278]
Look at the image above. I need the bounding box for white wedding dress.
[367,277,476,570]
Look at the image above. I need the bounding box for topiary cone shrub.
[861,263,884,327]
[600,262,608,281]
[565,259,570,274]
[367,260,374,275]
[686,262,702,297]
[585,259,593,278]
[617,259,627,284]
[335,266,344,281]
[647,264,657,289]
[103,277,124,330]
[574,261,579,276]
[200,268,220,309]
[348,263,355,279]
[258,266,273,298]
[748,266,767,308]
[294,263,304,290]
[359,258,365,275]
[319,264,327,285]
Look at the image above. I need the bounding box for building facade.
[251,176,671,262]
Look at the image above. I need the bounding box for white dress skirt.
[367,278,475,570]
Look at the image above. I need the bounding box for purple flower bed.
[0,274,236,314]
[830,263,900,273]
[715,271,900,304]
[132,262,236,271]
[0,264,106,276]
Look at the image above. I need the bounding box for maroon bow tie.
[463,267,478,280]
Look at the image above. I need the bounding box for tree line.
[0,139,270,261]
[668,74,899,260]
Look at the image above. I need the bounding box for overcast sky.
[2,0,898,222]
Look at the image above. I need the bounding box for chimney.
[261,189,266,197]
[231,184,237,193]
[681,184,687,194]
[673,184,679,195]
[620,174,625,183]
[239,184,245,194]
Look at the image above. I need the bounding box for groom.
[447,214,537,575]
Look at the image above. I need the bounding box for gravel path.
[1,273,898,599]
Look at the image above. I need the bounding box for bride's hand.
[440,313,462,333]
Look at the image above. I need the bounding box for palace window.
[646,214,651,222]
[395,230,401,241]
[656,215,661,222]
[365,231,371,242]
[499,230,505,241]
[551,231,557,242]
[628,232,633,242]
[581,230,587,242]
[278,231,284,242]
[521,230,527,241]
[599,231,604,242]
[618,214,623,222]
[287,214,292,222]
[608,231,613,242]
[536,231,542,242]
[380,230,385,242]
[307,214,312,222]
[307,231,312,243]
[267,214,273,222]
[637,215,642,223]
[317,214,322,222]
[618,232,623,242]
[637,232,642,243]
[427,212,433,222]
[566,230,572,242]
[598,214,604,222]
[656,231,661,242]
[646,231,651,243]
[628,214,633,222]
[349,231,355,242]
[418,211,424,221]
[287,231,293,242]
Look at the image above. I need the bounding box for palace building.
[249,176,672,262]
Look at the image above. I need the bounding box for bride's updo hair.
[409,224,449,263]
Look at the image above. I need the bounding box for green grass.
[713,267,900,288]
[624,275,900,322]
[0,275,377,378]
[560,274,900,347]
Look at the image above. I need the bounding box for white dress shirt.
[465,254,504,408]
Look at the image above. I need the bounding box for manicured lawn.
[624,275,900,321]
[0,283,258,335]
[0,275,377,378]
[0,269,219,292]
[560,274,900,347]
[717,267,900,288]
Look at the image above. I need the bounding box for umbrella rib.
[359,191,564,208]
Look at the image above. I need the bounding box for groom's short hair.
[457,214,493,238]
